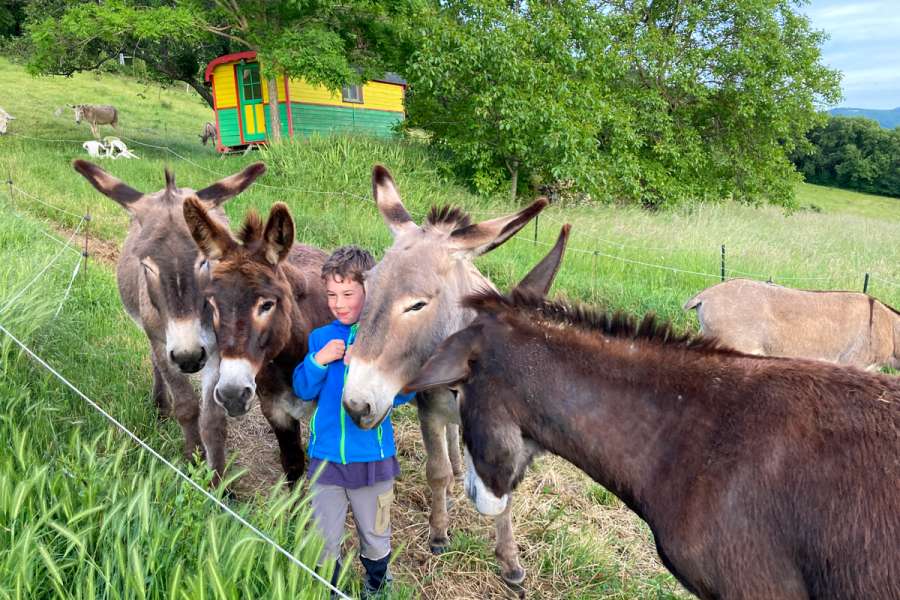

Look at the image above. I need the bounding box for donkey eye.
[259,300,275,314]
[404,301,428,313]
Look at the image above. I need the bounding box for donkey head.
[343,165,548,429]
[73,160,266,374]
[183,200,297,417]
[73,105,84,124]
[404,225,571,515]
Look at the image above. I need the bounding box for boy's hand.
[315,340,346,365]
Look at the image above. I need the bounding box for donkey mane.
[237,211,264,244]
[426,205,472,232]
[465,289,729,353]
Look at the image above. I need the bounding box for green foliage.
[406,0,841,207]
[792,116,900,198]
[24,0,228,106]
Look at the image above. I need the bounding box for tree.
[406,0,842,206]
[25,0,226,107]
[23,0,416,127]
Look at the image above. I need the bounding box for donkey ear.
[73,159,144,209]
[262,202,295,265]
[449,197,548,258]
[195,162,266,206]
[514,224,571,297]
[403,326,482,393]
[183,196,236,260]
[373,165,417,237]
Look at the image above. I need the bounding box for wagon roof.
[204,51,406,87]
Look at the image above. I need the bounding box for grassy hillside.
[2,55,900,599]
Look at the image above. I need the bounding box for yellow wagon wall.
[288,79,404,113]
[212,64,238,109]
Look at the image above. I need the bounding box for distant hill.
[828,107,900,129]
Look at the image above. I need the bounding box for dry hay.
[227,406,687,599]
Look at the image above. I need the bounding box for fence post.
[720,244,726,281]
[6,169,12,202]
[533,214,539,245]
[863,272,870,294]
[83,211,91,279]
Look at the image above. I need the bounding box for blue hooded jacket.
[292,320,413,464]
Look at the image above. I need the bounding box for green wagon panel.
[217,108,242,147]
[263,103,291,138]
[290,104,402,138]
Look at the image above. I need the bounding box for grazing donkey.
[407,255,900,599]
[342,165,548,587]
[73,159,266,464]
[182,199,331,485]
[0,107,13,134]
[684,278,900,370]
[199,122,218,146]
[73,104,119,138]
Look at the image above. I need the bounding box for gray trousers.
[311,478,394,561]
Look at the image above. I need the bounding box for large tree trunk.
[267,77,281,142]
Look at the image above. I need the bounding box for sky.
[803,1,900,109]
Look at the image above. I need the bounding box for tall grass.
[0,207,352,599]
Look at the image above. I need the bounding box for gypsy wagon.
[203,51,406,152]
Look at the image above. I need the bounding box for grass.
[1,54,899,599]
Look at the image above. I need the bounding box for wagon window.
[241,66,263,102]
[342,84,363,104]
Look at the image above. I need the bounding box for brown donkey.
[407,257,900,599]
[73,160,265,462]
[183,199,331,485]
[342,165,549,586]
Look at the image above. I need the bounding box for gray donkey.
[73,104,119,138]
[73,159,266,463]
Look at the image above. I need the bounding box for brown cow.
[684,278,900,370]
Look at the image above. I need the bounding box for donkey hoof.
[502,567,526,589]
[430,543,448,555]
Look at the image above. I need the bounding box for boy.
[293,245,412,598]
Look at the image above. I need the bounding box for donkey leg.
[200,381,228,488]
[259,395,306,487]
[149,353,171,419]
[418,408,453,554]
[152,343,202,461]
[446,423,463,478]
[494,493,525,587]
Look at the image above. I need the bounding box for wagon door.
[237,62,266,142]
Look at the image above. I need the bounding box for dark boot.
[360,552,392,598]
[329,559,342,600]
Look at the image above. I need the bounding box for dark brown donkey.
[407,252,900,599]
[73,160,265,462]
[342,165,548,586]
[183,199,331,485]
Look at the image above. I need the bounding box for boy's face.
[325,274,366,325]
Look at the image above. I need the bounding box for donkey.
[0,107,13,135]
[199,122,218,147]
[342,165,548,586]
[407,262,900,599]
[73,104,119,138]
[182,199,331,485]
[684,278,900,370]
[73,159,265,463]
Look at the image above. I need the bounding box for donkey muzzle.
[215,358,257,417]
[170,346,207,374]
[464,449,509,516]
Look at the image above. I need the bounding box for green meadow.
[1,56,899,599]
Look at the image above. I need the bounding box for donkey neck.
[507,332,728,520]
[447,260,497,332]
